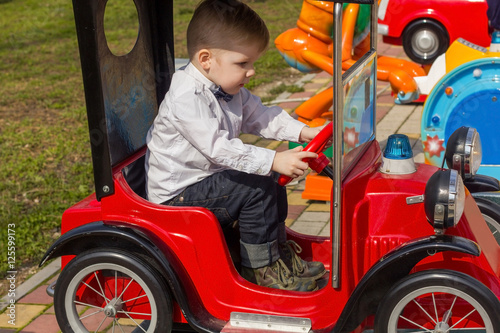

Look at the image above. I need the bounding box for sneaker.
[280,240,326,280]
[241,259,317,291]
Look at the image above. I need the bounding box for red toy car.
[41,0,500,332]
[378,0,491,64]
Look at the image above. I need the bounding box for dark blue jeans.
[488,0,500,30]
[163,170,287,268]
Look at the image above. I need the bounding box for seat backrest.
[123,155,147,199]
[72,0,175,200]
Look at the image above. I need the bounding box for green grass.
[269,84,304,95]
[0,0,304,284]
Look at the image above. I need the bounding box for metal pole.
[331,2,344,289]
[371,1,378,139]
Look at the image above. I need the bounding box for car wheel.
[374,270,500,332]
[474,197,500,246]
[54,249,173,333]
[402,19,449,64]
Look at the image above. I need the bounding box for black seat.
[123,155,147,199]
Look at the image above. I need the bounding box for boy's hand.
[299,126,320,143]
[299,125,333,148]
[272,146,318,178]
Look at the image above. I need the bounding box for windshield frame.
[331,0,377,288]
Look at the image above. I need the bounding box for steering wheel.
[278,122,333,186]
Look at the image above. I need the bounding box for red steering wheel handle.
[278,122,333,186]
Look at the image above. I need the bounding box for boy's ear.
[198,49,212,70]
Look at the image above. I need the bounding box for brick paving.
[0,38,425,332]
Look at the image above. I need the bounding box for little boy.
[145,0,325,291]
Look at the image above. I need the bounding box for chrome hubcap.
[412,30,438,57]
[103,297,123,317]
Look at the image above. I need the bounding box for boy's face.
[205,43,263,95]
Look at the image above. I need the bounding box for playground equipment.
[420,35,500,180]
[275,0,426,200]
[275,0,426,127]
[275,0,425,200]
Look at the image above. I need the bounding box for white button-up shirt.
[145,63,306,204]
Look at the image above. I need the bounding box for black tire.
[374,270,500,332]
[474,197,500,246]
[54,249,173,333]
[402,19,449,64]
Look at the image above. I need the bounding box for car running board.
[222,312,312,333]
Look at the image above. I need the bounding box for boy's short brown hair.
[187,0,270,59]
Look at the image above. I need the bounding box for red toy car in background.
[378,0,491,64]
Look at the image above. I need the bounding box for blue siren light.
[384,134,413,160]
[491,31,500,44]
[380,134,416,174]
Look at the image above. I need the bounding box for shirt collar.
[183,62,219,93]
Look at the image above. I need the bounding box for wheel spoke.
[399,314,433,332]
[113,319,127,333]
[94,271,111,304]
[94,315,108,333]
[122,311,148,332]
[79,309,104,320]
[447,308,482,331]
[116,278,135,301]
[432,292,439,323]
[412,297,437,324]
[449,296,458,314]
[118,310,152,317]
[82,281,111,304]
[74,300,105,310]
[117,320,126,333]
[122,293,148,304]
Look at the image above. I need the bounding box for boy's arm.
[240,90,306,143]
[167,95,276,175]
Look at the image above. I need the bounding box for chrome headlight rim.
[424,169,466,233]
[445,127,482,179]
[447,169,465,226]
[459,128,481,178]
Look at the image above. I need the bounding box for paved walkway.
[0,40,425,332]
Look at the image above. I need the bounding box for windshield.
[342,51,377,176]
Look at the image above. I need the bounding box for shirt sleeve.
[164,90,276,175]
[239,89,306,142]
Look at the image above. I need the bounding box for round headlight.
[445,127,482,179]
[424,169,466,233]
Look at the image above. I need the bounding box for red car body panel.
[59,141,500,330]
